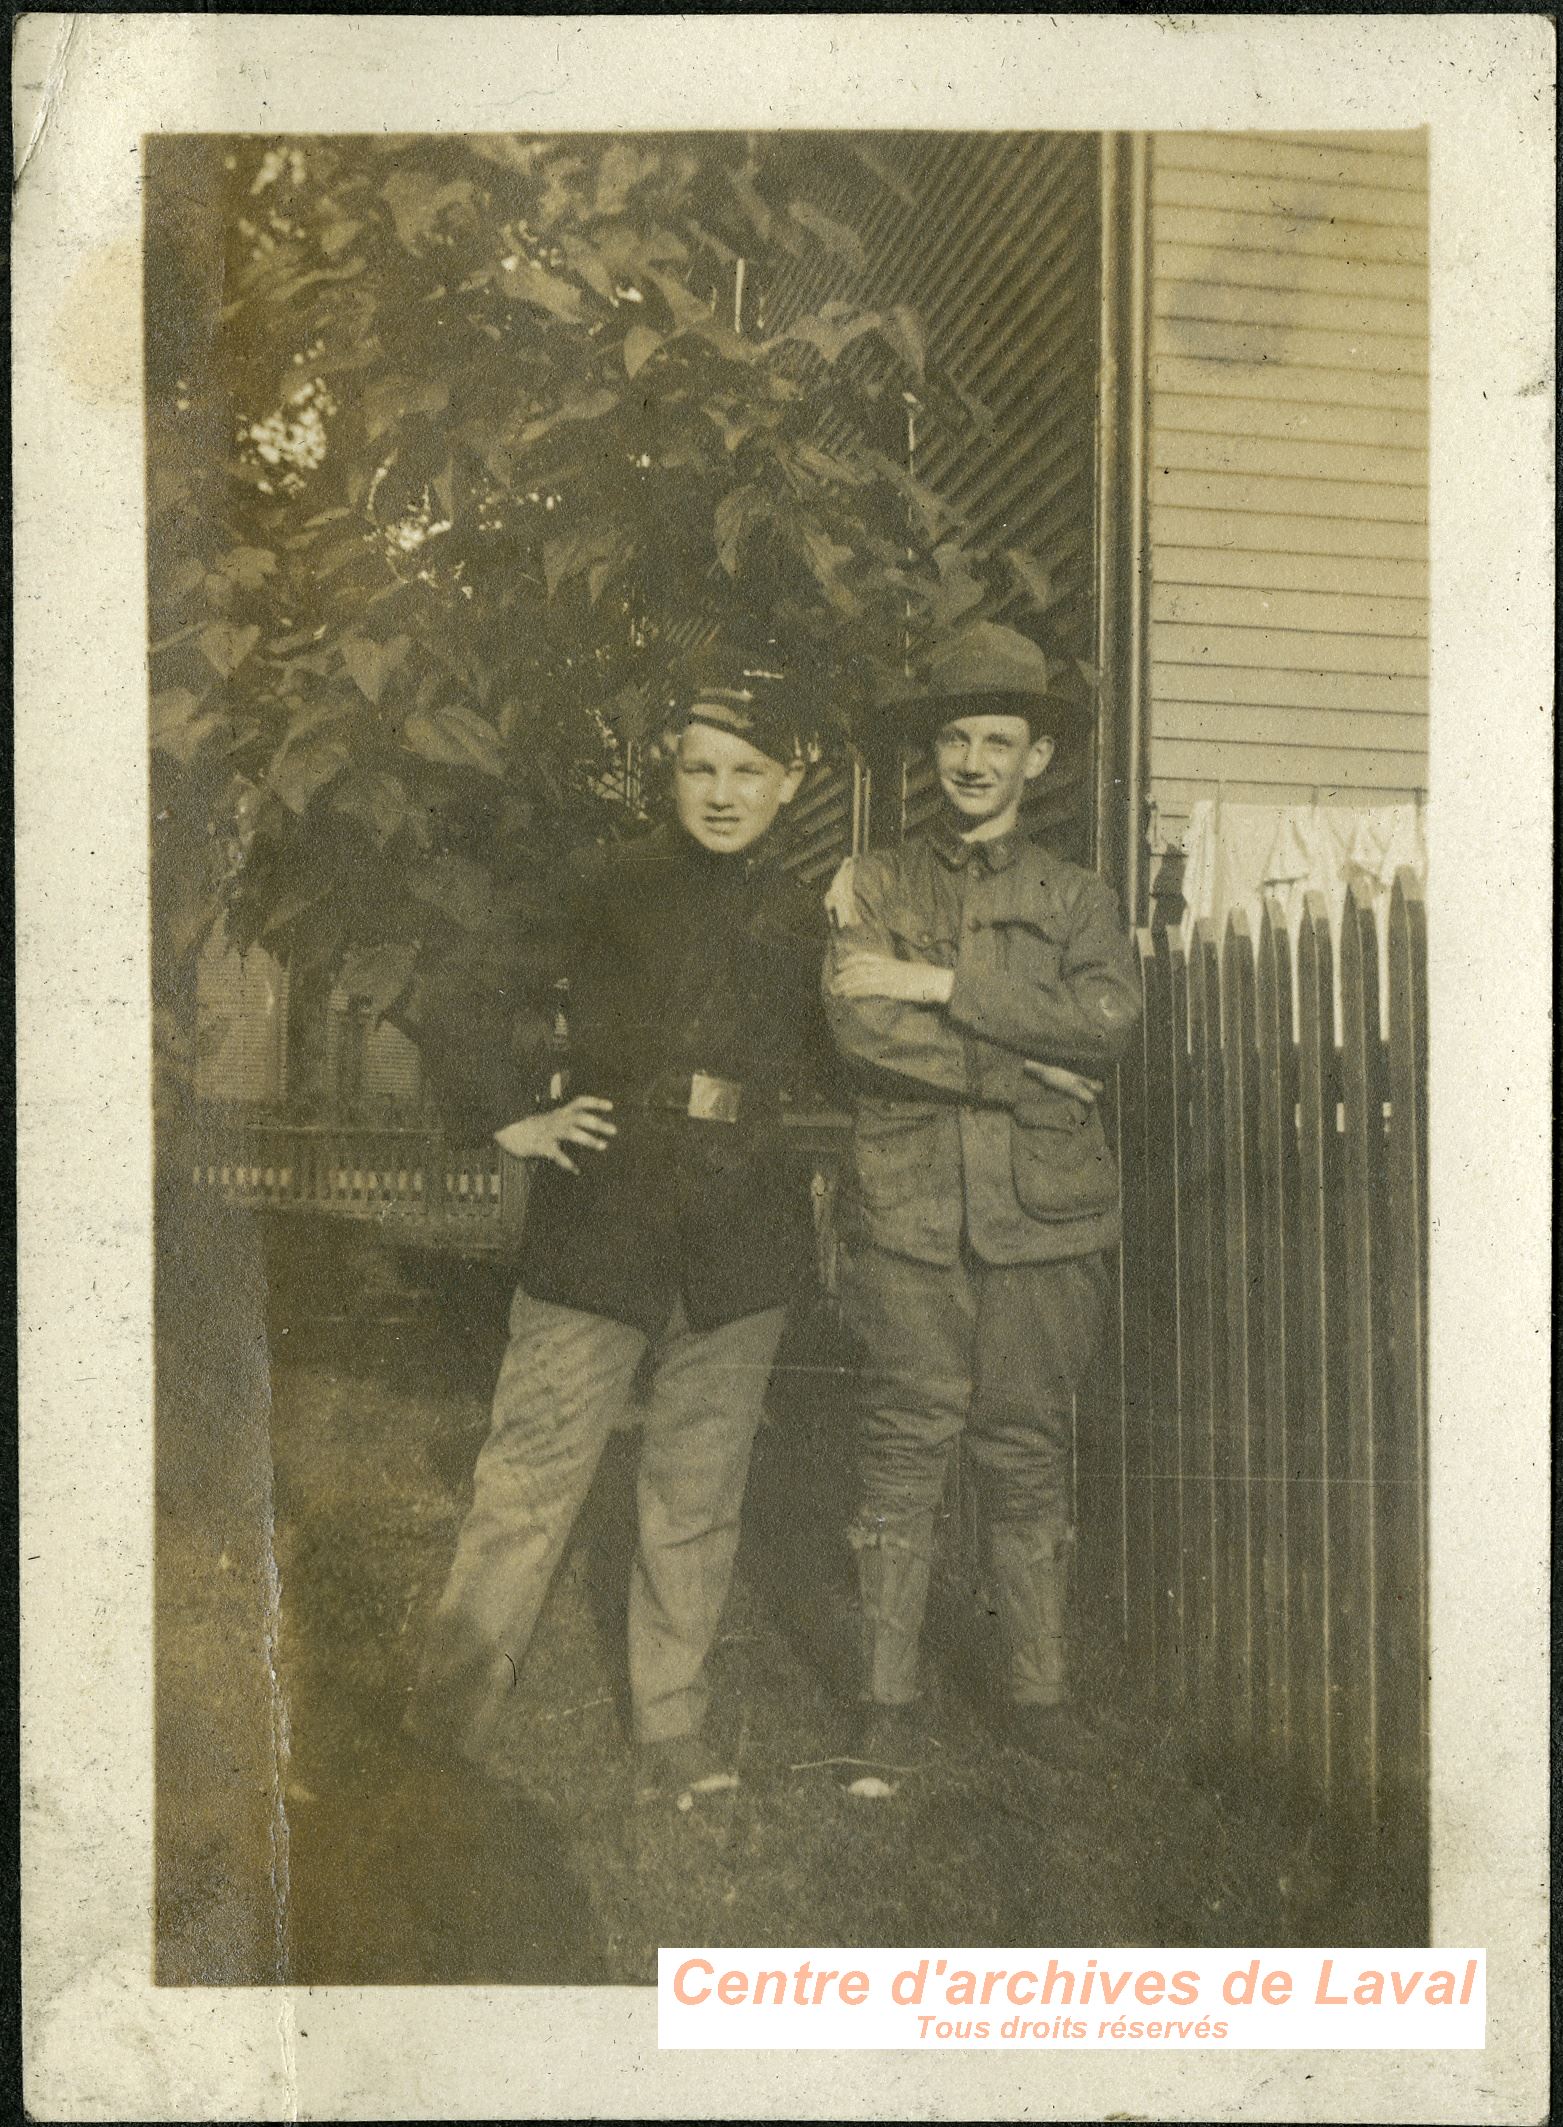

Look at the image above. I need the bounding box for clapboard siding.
[1151,504,1428,562]
[1155,545,1428,599]
[1155,470,1424,523]
[1158,131,1427,192]
[1153,278,1426,339]
[1151,161,1427,230]
[1154,429,1425,485]
[1157,701,1428,755]
[1151,316,1425,377]
[1156,243,1428,304]
[1153,356,1426,414]
[1155,736,1427,793]
[1152,205,1425,269]
[1151,583,1428,638]
[1154,625,1426,679]
[1151,662,1426,716]
[1155,392,1428,447]
[1145,131,1429,840]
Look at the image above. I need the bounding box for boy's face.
[673,718,804,854]
[933,712,1053,830]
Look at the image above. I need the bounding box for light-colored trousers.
[413,1287,786,1757]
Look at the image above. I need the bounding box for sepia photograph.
[146,118,1437,1987]
[14,10,1554,2120]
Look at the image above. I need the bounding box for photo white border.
[15,13,1553,2120]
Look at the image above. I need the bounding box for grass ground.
[155,1212,1391,1987]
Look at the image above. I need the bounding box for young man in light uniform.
[824,687,1140,1792]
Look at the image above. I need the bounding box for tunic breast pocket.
[984,908,1063,983]
[884,912,959,969]
[1010,1093,1119,1221]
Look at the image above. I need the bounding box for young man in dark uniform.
[823,685,1141,1793]
[410,671,827,1804]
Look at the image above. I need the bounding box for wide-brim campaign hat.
[895,680,1095,753]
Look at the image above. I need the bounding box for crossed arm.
[822,855,1139,1105]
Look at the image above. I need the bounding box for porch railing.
[183,1115,527,1243]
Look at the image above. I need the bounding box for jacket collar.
[929,816,1029,874]
[648,818,782,883]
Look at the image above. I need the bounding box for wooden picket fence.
[1074,872,1428,1882]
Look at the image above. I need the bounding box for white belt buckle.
[688,1072,742,1123]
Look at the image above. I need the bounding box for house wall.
[1144,130,1430,850]
[193,937,289,1105]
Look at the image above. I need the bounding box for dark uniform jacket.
[427,822,831,1335]
[823,823,1142,1267]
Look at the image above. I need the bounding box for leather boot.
[987,1517,1070,1709]
[848,1511,936,1708]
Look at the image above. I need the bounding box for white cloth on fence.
[1176,799,1429,1035]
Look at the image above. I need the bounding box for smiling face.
[933,712,1053,839]
[672,717,804,854]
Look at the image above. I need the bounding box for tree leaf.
[498,254,585,322]
[407,852,493,932]
[560,234,617,305]
[645,269,709,331]
[798,522,859,615]
[342,634,410,703]
[542,524,632,600]
[401,702,508,777]
[788,201,867,273]
[269,727,353,813]
[318,214,362,260]
[331,768,410,845]
[712,487,767,575]
[1006,548,1059,612]
[790,441,873,487]
[363,374,450,443]
[381,171,475,250]
[467,138,549,178]
[623,325,664,379]
[151,689,223,765]
[215,546,278,591]
[848,138,919,207]
[512,386,619,451]
[879,303,925,381]
[929,542,986,627]
[198,621,261,679]
[763,309,881,365]
[162,555,211,603]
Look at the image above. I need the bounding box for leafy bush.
[147,133,1066,1081]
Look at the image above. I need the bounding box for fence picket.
[1221,912,1263,1751]
[1256,898,1295,1769]
[1381,873,1430,1863]
[1186,921,1227,1734]
[1337,882,1383,1823]
[1145,927,1189,1706]
[1117,936,1158,1678]
[1292,894,1336,1802]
